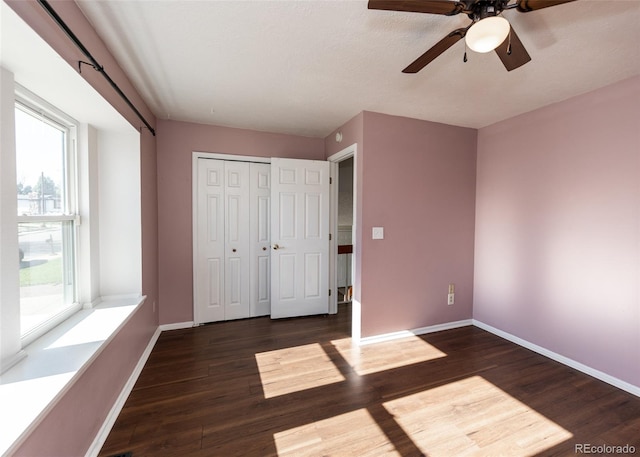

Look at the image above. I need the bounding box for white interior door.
[195,158,225,323]
[270,158,330,318]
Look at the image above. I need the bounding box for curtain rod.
[37,0,156,136]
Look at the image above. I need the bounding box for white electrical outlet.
[447,293,455,305]
[372,227,384,240]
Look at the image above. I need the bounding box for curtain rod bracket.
[78,60,102,74]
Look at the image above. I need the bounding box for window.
[1,65,142,383]
[15,95,79,339]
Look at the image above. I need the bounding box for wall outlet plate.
[372,227,384,239]
[447,293,455,305]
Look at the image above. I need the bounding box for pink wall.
[474,76,640,388]
[7,1,159,455]
[156,119,325,324]
[327,112,477,338]
[325,112,364,158]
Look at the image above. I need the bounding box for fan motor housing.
[466,0,509,20]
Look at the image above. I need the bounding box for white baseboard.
[473,319,640,398]
[159,321,195,331]
[358,319,473,346]
[85,326,161,457]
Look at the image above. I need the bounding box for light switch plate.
[372,227,384,240]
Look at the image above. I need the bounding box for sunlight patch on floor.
[273,408,400,457]
[383,375,573,456]
[331,335,446,376]
[255,343,345,398]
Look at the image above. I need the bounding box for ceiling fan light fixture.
[465,16,510,53]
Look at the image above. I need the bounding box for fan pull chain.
[463,41,468,63]
[507,27,512,55]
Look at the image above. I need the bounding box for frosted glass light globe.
[466,16,510,53]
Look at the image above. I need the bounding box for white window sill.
[0,295,145,457]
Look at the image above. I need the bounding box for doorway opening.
[336,157,354,305]
[329,144,359,341]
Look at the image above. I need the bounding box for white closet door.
[197,157,328,323]
[250,163,271,317]
[195,159,225,323]
[224,161,251,320]
[270,158,330,318]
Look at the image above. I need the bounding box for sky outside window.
[15,106,65,216]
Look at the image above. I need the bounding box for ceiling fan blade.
[494,26,531,71]
[368,0,465,16]
[403,27,467,73]
[516,0,577,12]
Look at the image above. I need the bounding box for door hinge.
[329,233,332,241]
[329,289,332,296]
[330,177,332,184]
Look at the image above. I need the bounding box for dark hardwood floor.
[99,306,640,456]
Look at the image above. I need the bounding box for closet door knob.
[232,248,237,253]
[262,247,267,251]
[273,244,280,250]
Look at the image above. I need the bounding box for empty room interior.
[0,0,639,456]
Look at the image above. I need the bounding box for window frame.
[14,85,82,346]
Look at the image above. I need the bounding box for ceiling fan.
[368,0,577,73]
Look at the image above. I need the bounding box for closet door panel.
[195,159,225,323]
[250,163,271,317]
[224,161,250,320]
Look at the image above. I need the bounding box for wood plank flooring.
[99,306,640,457]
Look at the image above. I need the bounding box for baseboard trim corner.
[159,321,195,331]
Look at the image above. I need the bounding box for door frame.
[192,152,270,325]
[328,143,359,342]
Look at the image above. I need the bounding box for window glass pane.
[15,106,66,216]
[19,221,75,335]
[15,102,76,338]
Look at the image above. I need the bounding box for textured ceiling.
[75,0,640,137]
